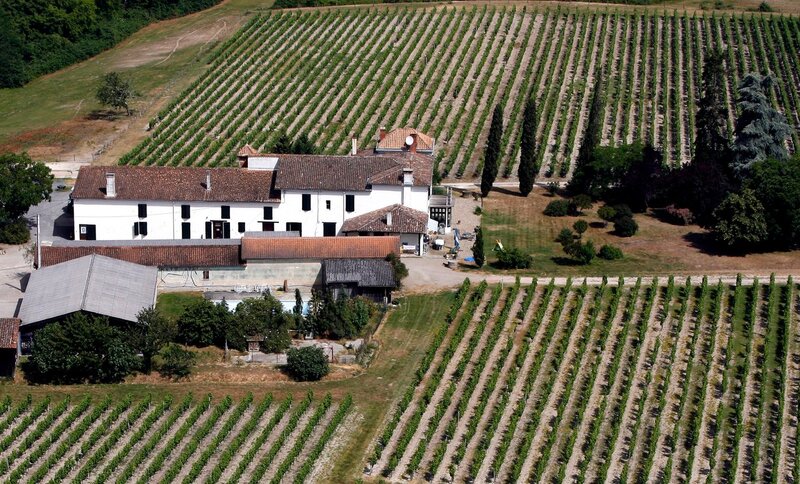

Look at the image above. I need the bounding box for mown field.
[0,391,350,483]
[119,5,800,179]
[367,276,800,483]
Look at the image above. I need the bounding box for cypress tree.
[693,49,730,167]
[472,226,485,268]
[731,73,792,174]
[569,76,605,194]
[481,104,504,197]
[518,98,538,196]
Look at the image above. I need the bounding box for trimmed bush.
[597,205,617,223]
[598,244,624,260]
[544,200,570,217]
[614,215,639,237]
[495,248,533,269]
[157,344,196,380]
[286,346,330,382]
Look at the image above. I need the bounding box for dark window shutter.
[181,205,190,219]
[182,222,191,239]
[238,222,246,233]
[302,194,311,211]
[138,204,147,218]
[345,194,355,213]
[205,221,212,239]
[133,222,139,236]
[263,207,273,220]
[221,205,230,219]
[223,222,231,239]
[140,222,147,236]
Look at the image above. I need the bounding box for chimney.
[105,173,116,198]
[205,170,211,191]
[379,127,387,141]
[351,135,358,156]
[409,133,418,153]
[403,167,414,186]
[386,211,393,227]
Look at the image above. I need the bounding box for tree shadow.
[86,109,126,121]
[551,256,583,266]
[490,186,524,197]
[683,232,747,257]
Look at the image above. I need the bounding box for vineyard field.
[0,392,351,484]
[367,276,800,483]
[121,6,800,180]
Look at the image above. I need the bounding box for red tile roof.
[341,204,429,234]
[0,319,19,349]
[241,236,399,260]
[40,243,242,268]
[72,166,280,203]
[377,128,435,152]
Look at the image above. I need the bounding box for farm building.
[375,128,435,155]
[71,137,438,254]
[0,318,19,377]
[323,259,396,302]
[18,254,158,348]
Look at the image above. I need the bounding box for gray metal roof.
[323,259,396,288]
[19,254,157,326]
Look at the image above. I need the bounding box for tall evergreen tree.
[481,104,504,197]
[518,98,538,196]
[731,73,792,174]
[569,76,605,194]
[693,49,730,167]
[472,226,485,268]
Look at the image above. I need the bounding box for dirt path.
[517,289,594,482]
[471,284,546,482]
[217,403,286,483]
[605,288,666,478]
[689,288,730,482]
[172,401,241,483]
[646,285,699,481]
[777,288,800,481]
[732,287,766,483]
[398,289,509,480]
[612,15,634,144]
[560,284,631,481]
[494,289,577,481]
[626,14,644,145]
[197,403,258,481]
[599,13,625,147]
[260,404,318,482]
[282,403,338,483]
[0,402,72,473]
[371,289,493,475]
[438,288,525,482]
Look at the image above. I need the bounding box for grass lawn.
[479,187,800,277]
[0,291,453,481]
[156,291,205,321]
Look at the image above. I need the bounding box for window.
[202,270,210,280]
[181,204,190,219]
[181,222,191,239]
[286,222,302,236]
[221,205,230,219]
[133,221,148,236]
[301,194,311,212]
[345,194,355,213]
[325,200,331,210]
[323,222,336,237]
[263,206,273,220]
[78,224,96,241]
[137,203,147,218]
[262,222,275,232]
[238,222,246,233]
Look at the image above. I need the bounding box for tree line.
[0,0,222,88]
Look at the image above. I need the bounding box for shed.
[323,259,396,302]
[18,254,158,334]
[0,318,19,377]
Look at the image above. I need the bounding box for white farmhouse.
[71,138,436,253]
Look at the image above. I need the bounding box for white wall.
[157,260,323,290]
[73,199,279,240]
[74,183,431,240]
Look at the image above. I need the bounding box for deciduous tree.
[712,188,769,248]
[0,152,53,229]
[96,72,136,115]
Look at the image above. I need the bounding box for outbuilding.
[0,318,19,377]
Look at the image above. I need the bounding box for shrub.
[573,220,589,235]
[758,2,773,12]
[546,182,560,196]
[0,219,29,244]
[157,344,196,380]
[564,240,596,265]
[556,228,575,246]
[177,298,231,348]
[571,194,593,214]
[612,204,633,220]
[285,346,330,382]
[614,215,639,237]
[664,205,694,225]
[385,252,408,287]
[544,200,570,217]
[598,244,624,260]
[495,248,533,269]
[597,205,617,223]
